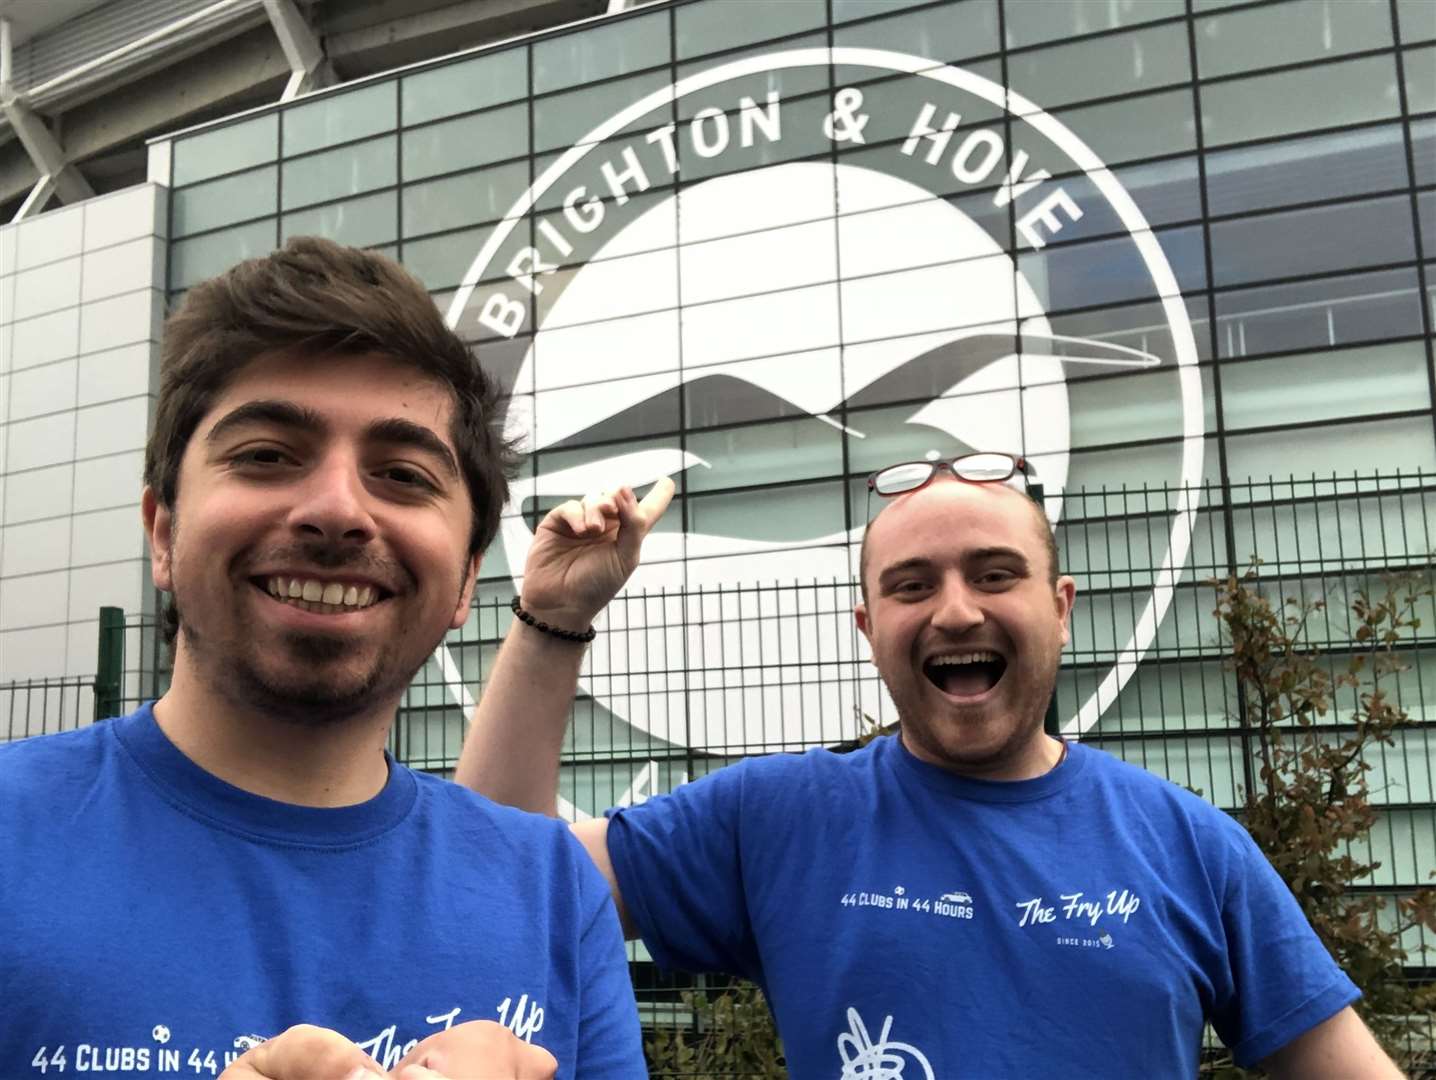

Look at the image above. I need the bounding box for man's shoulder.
[1073,741,1249,842]
[0,723,114,793]
[407,769,593,861]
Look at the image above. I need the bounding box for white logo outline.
[440,47,1205,752]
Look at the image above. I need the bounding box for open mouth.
[253,576,390,615]
[923,651,1008,698]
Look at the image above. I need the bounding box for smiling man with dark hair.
[0,238,660,1080]
[465,456,1403,1079]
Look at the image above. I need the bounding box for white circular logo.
[444,49,1203,772]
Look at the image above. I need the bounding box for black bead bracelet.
[510,595,597,643]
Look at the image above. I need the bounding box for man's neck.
[152,662,394,808]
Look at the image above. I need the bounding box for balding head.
[859,479,1060,602]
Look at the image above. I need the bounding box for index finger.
[627,476,675,528]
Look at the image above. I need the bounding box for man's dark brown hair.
[145,237,517,640]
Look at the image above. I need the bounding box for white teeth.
[930,651,1000,666]
[263,577,381,611]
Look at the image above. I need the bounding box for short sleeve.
[572,865,646,1080]
[605,763,762,980]
[1210,824,1360,1066]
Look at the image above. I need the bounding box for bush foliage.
[1201,568,1436,1077]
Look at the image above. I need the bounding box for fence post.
[1028,481,1062,738]
[94,606,125,721]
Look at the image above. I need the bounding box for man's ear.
[1054,575,1077,646]
[450,553,482,629]
[854,601,871,642]
[142,487,174,592]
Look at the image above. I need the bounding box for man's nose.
[931,577,984,634]
[287,457,376,544]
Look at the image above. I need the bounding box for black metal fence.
[3,474,1433,1071]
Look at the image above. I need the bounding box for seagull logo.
[444,49,1203,791]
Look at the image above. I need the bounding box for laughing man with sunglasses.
[460,453,1399,1079]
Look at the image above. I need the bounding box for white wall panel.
[8,361,77,422]
[5,413,76,472]
[1,518,73,577]
[3,465,74,525]
[70,507,146,568]
[75,397,151,460]
[72,452,145,515]
[9,308,81,371]
[0,570,68,631]
[12,258,82,321]
[14,206,84,272]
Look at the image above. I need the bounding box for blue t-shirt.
[608,735,1357,1078]
[0,705,643,1079]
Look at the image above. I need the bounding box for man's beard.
[173,539,438,727]
[886,650,1061,775]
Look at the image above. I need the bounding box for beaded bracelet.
[509,595,597,643]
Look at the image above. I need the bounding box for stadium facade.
[1,0,1433,977]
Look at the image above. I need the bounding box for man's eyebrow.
[968,546,1031,566]
[877,557,935,582]
[206,400,325,444]
[365,417,460,480]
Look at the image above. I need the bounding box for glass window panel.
[281,190,397,249]
[1058,437,1190,492]
[685,418,843,492]
[533,189,673,267]
[1014,156,1201,245]
[1044,295,1214,363]
[1068,367,1216,449]
[1406,44,1436,113]
[1205,125,1410,217]
[1209,195,1416,287]
[1006,24,1191,111]
[404,102,528,183]
[531,129,680,212]
[1195,0,1392,78]
[833,1,999,64]
[676,0,825,59]
[1220,341,1431,430]
[833,0,931,21]
[402,48,528,126]
[680,95,831,182]
[1027,90,1197,173]
[1200,56,1401,147]
[539,381,680,450]
[677,33,830,123]
[1399,0,1436,43]
[1214,267,1425,358]
[1414,118,1436,184]
[532,11,669,94]
[280,135,396,211]
[1005,0,1183,49]
[1018,225,1206,313]
[171,164,277,236]
[830,64,1007,155]
[170,219,275,290]
[402,226,487,290]
[1419,191,1436,260]
[687,479,845,543]
[283,81,397,157]
[1224,416,1436,480]
[684,368,825,429]
[402,160,531,238]
[172,113,277,187]
[534,70,672,151]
